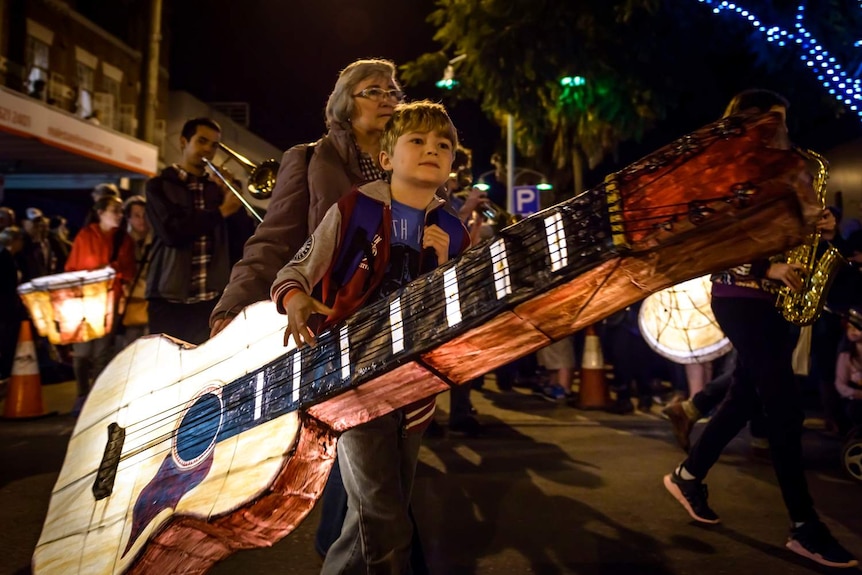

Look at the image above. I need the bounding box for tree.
[403,0,862,195]
[402,0,687,194]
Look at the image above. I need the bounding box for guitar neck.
[211,186,619,438]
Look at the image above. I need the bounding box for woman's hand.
[817,208,837,241]
[210,316,233,338]
[284,292,333,348]
[422,224,451,264]
[767,262,806,292]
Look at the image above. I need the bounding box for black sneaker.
[663,469,720,524]
[786,520,858,568]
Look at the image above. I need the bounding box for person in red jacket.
[65,194,136,408]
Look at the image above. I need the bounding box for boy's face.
[180,126,220,171]
[381,131,454,189]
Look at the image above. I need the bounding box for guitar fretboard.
[175,185,621,456]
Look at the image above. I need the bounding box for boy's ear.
[179,136,188,151]
[379,149,393,172]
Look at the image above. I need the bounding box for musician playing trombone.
[145,118,243,345]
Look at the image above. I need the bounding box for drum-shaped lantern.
[17,267,117,345]
[638,275,732,364]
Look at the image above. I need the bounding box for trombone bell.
[217,142,279,200]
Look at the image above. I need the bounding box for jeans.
[684,296,816,523]
[72,336,114,397]
[321,411,423,575]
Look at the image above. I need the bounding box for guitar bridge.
[93,422,125,500]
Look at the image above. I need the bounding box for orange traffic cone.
[3,321,47,419]
[578,324,609,410]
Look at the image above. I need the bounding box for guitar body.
[33,303,336,574]
[35,111,821,574]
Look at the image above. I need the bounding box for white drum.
[638,274,731,364]
[18,266,117,345]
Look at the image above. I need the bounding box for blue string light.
[695,0,862,119]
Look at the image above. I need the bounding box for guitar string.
[104,147,749,461]
[107,188,719,471]
[100,128,763,469]
[106,197,628,469]
[108,218,598,462]
[106,183,729,458]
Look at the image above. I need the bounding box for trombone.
[202,143,280,223]
[453,189,517,228]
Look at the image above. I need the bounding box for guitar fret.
[490,238,511,300]
[339,325,350,381]
[253,372,263,421]
[390,297,404,354]
[291,351,301,404]
[544,212,568,271]
[443,267,461,328]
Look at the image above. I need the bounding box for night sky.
[166,0,501,164]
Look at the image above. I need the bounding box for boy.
[271,100,470,574]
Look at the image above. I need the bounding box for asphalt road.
[2,380,860,575]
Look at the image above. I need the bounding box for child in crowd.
[833,308,862,433]
[271,100,470,574]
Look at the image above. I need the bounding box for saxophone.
[774,147,845,326]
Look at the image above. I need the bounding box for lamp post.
[437,54,515,210]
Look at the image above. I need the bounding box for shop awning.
[0,86,158,177]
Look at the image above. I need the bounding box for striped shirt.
[172,164,218,304]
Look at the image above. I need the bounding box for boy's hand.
[767,262,805,292]
[284,292,334,348]
[423,224,451,264]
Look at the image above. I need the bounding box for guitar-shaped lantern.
[33,111,820,574]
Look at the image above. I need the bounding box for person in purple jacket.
[663,89,857,569]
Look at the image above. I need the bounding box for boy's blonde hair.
[380,100,458,158]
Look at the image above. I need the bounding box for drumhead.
[18,266,116,294]
[638,275,732,364]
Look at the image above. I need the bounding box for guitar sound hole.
[175,393,222,466]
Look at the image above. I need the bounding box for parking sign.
[512,186,540,216]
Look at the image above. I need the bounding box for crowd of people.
[2,60,861,572]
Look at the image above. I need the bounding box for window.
[76,61,95,118]
[25,36,49,99]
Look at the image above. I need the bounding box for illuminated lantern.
[638,274,731,364]
[17,267,117,345]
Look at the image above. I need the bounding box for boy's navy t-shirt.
[376,199,425,299]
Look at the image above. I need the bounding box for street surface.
[1,379,860,575]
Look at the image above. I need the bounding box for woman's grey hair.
[325,59,399,130]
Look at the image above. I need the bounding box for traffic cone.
[3,321,47,419]
[578,324,609,410]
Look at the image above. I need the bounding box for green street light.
[560,76,586,87]
[536,183,553,191]
[435,77,459,90]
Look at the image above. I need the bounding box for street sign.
[512,185,540,216]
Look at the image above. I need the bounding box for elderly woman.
[209,58,403,331]
[207,59,427,572]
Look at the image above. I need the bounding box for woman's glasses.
[352,87,405,102]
